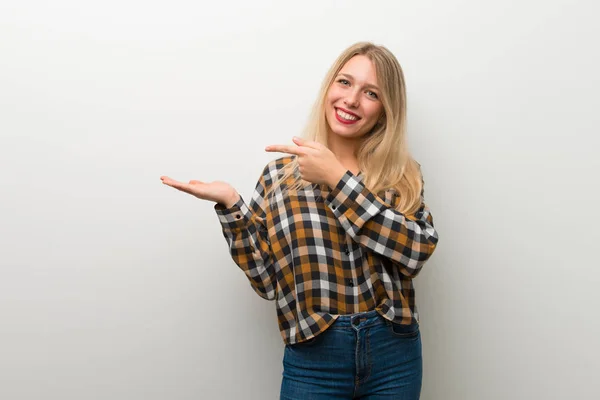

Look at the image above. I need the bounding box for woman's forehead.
[338,55,379,87]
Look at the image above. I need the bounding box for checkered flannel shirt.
[214,156,438,345]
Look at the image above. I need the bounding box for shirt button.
[344,247,350,255]
[347,279,354,287]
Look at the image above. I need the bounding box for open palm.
[160,176,239,206]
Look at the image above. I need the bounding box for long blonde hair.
[268,42,424,215]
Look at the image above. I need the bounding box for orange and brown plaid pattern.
[214,156,438,345]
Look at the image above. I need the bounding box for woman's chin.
[329,126,366,140]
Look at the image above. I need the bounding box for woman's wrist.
[327,167,347,189]
[223,192,241,208]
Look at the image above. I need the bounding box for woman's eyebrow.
[338,73,380,91]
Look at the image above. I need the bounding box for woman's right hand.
[160,176,240,208]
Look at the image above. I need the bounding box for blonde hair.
[268,42,424,215]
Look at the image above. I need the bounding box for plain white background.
[1,0,599,399]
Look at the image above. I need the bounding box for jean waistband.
[331,310,384,329]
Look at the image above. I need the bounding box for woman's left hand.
[265,137,347,187]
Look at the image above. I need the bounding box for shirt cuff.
[324,171,387,232]
[214,197,251,231]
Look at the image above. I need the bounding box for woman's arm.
[325,171,438,278]
[214,163,277,300]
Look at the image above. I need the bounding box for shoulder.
[259,156,296,182]
[265,155,295,170]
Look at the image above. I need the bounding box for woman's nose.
[343,91,360,108]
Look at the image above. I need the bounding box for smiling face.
[325,55,384,141]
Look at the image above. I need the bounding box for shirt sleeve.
[214,163,276,300]
[325,170,439,278]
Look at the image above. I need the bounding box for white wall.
[1,1,598,399]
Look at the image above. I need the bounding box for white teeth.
[336,109,358,121]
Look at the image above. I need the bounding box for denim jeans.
[280,310,422,399]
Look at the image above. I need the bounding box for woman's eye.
[338,79,350,86]
[367,91,378,99]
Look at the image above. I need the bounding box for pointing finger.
[292,136,320,149]
[265,145,303,155]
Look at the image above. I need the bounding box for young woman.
[161,42,439,399]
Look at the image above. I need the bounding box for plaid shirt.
[215,156,438,345]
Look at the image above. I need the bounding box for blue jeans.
[280,310,422,399]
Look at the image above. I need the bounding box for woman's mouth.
[335,107,361,125]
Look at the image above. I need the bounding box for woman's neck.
[327,133,361,175]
